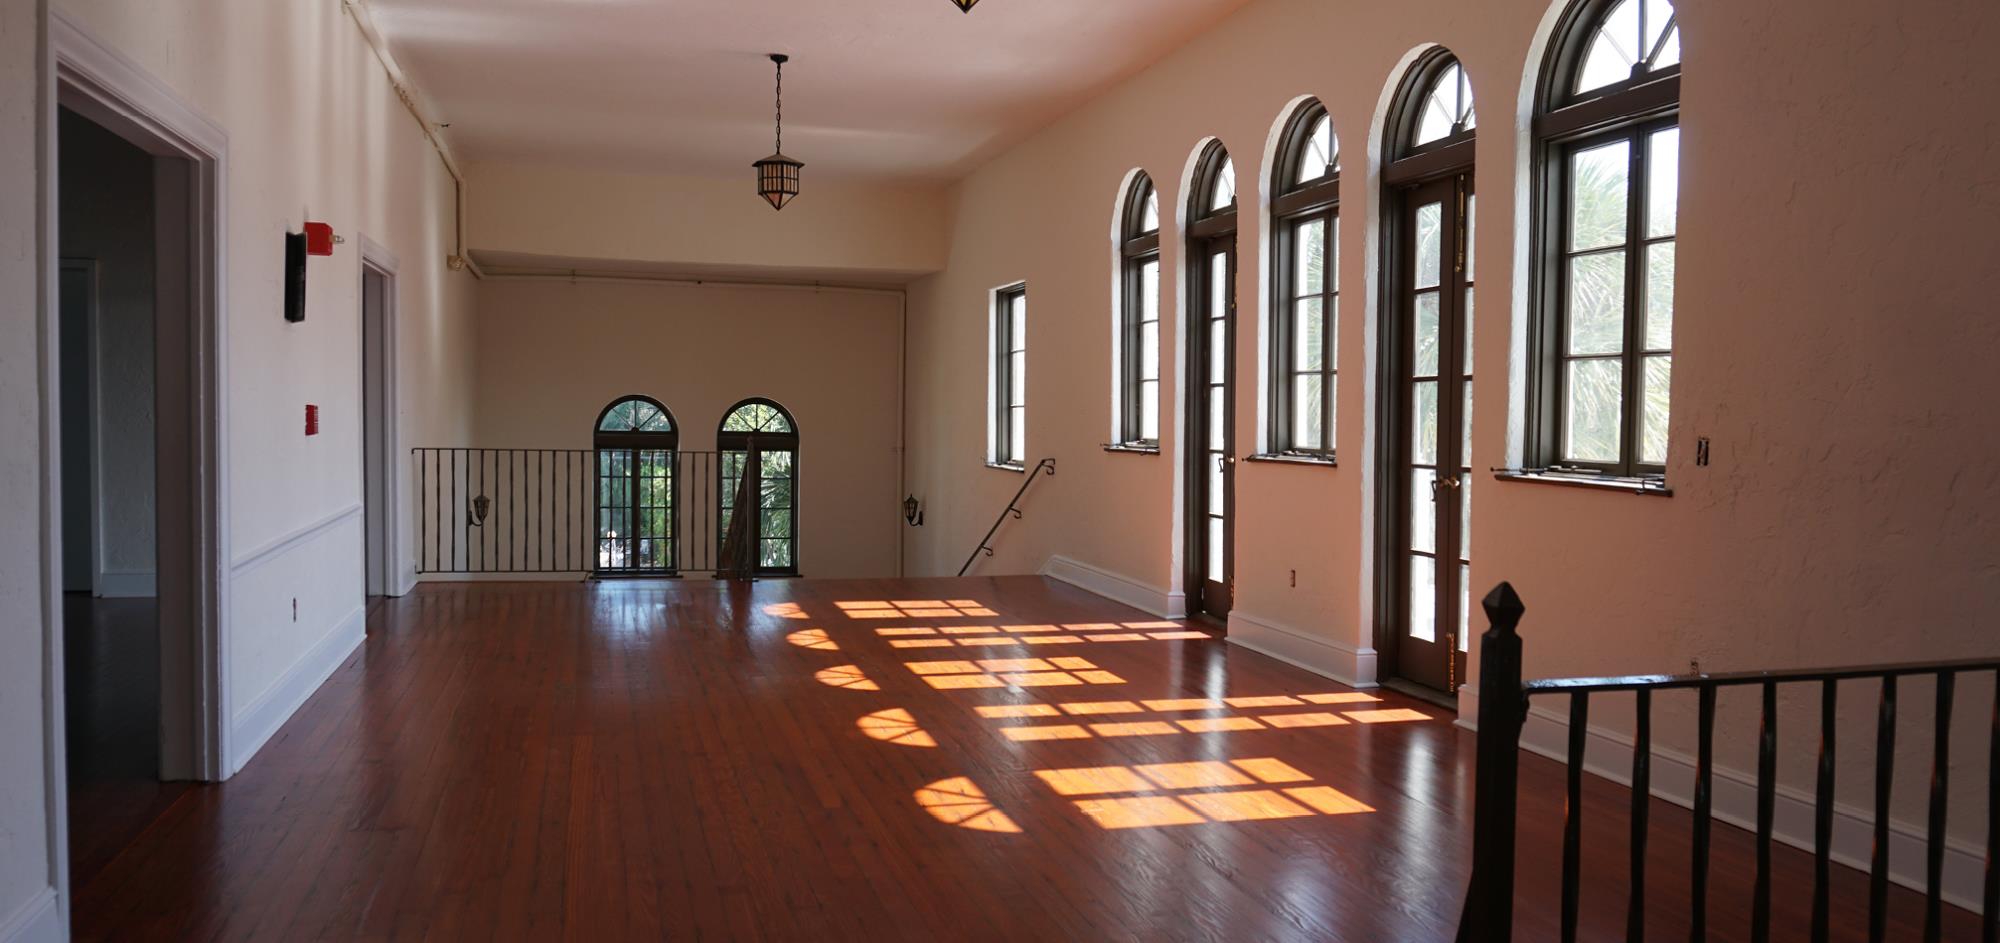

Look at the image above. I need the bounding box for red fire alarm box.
[305,404,319,436]
[303,221,337,257]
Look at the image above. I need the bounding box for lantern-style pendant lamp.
[948,0,981,11]
[753,54,803,211]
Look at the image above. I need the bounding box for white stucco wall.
[900,0,1999,898]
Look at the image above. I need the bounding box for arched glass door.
[594,396,678,574]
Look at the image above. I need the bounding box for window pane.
[1411,469,1436,554]
[1211,156,1236,212]
[1643,0,1676,65]
[1463,288,1475,376]
[1295,299,1324,371]
[1329,216,1341,290]
[1653,23,1681,69]
[1461,380,1474,468]
[1568,250,1627,355]
[1140,380,1159,441]
[1208,463,1225,516]
[761,508,791,539]
[1641,354,1671,464]
[1577,0,1641,94]
[1009,406,1025,461]
[1207,517,1225,582]
[1141,260,1160,324]
[1645,242,1675,350]
[1208,389,1224,451]
[1141,187,1160,233]
[1565,358,1623,463]
[1297,219,1325,295]
[1416,63,1466,146]
[1413,379,1439,465]
[1408,555,1436,641]
[1293,374,1323,449]
[1570,140,1631,252]
[1458,564,1471,648]
[1299,112,1336,182]
[1010,298,1027,348]
[1209,318,1226,381]
[763,450,794,478]
[1415,202,1444,289]
[1459,476,1471,560]
[1647,127,1681,238]
[1414,293,1441,377]
[1463,195,1476,281]
[1140,319,1160,381]
[1009,351,1026,406]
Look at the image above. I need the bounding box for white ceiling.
[365,0,1255,183]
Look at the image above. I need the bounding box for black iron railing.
[1457,582,1998,943]
[958,457,1055,577]
[414,447,739,576]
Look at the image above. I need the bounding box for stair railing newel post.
[1456,581,1527,943]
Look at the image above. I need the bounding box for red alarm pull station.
[303,221,337,257]
[305,404,319,436]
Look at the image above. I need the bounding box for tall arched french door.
[593,395,679,574]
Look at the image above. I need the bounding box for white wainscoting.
[0,887,60,943]
[1226,609,1379,689]
[1040,554,1185,619]
[226,505,366,773]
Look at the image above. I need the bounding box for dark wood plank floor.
[64,593,192,890]
[74,577,1979,941]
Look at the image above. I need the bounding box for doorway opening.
[361,257,394,602]
[1184,141,1239,623]
[47,17,231,918]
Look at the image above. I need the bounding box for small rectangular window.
[992,284,1028,467]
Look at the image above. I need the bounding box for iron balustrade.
[959,457,1055,577]
[1456,582,1998,943]
[414,447,744,576]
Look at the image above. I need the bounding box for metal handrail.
[957,458,1055,577]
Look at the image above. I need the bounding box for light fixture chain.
[774,56,783,153]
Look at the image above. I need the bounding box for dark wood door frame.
[1185,234,1237,621]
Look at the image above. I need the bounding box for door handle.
[1216,455,1236,472]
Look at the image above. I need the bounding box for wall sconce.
[469,494,491,527]
[903,494,924,527]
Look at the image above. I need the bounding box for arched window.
[717,398,800,575]
[1185,140,1239,622]
[1530,0,1681,478]
[1379,48,1477,694]
[593,395,678,574]
[1115,171,1162,447]
[1269,100,1341,458]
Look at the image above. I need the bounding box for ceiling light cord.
[773,54,785,153]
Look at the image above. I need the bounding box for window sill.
[1492,470,1671,497]
[1245,452,1337,468]
[1102,442,1161,455]
[987,461,1026,474]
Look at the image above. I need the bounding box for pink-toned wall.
[470,278,904,579]
[901,0,2000,903]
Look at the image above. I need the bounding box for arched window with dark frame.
[1268,100,1341,458]
[717,398,800,576]
[593,395,678,574]
[1185,140,1238,622]
[1379,48,1478,696]
[1115,171,1162,447]
[1529,0,1681,479]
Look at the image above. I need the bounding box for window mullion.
[1619,125,1647,477]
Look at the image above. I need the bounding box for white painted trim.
[0,887,60,943]
[229,604,365,774]
[1226,609,1380,688]
[94,569,156,598]
[357,234,406,595]
[230,503,363,576]
[1458,686,1987,916]
[1041,554,1186,618]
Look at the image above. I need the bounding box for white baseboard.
[229,604,365,773]
[1458,686,1986,915]
[1040,555,1185,619]
[1226,609,1379,688]
[415,571,589,584]
[0,888,60,943]
[94,569,155,598]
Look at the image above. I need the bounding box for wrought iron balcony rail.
[1456,582,1998,943]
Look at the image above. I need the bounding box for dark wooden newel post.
[1456,581,1527,943]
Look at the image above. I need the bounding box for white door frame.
[39,10,232,933]
[358,234,407,596]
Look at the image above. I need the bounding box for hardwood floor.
[74,577,1979,941]
[64,593,192,890]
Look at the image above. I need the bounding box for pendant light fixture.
[752,53,803,211]
[948,0,981,11]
